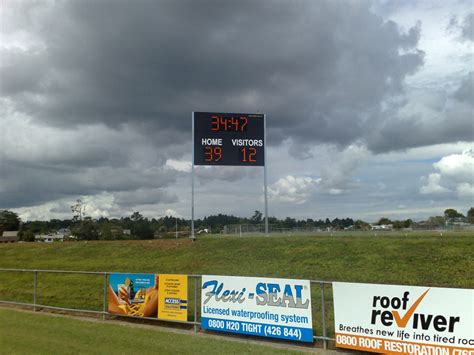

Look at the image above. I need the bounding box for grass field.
[0,231,472,344]
[0,308,300,354]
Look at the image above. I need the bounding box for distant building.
[123,229,131,235]
[35,233,64,243]
[370,224,393,231]
[0,231,19,243]
[35,228,77,242]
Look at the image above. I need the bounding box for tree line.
[1,207,473,241]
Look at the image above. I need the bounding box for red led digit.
[214,147,222,161]
[204,146,213,161]
[241,147,247,162]
[240,116,248,131]
[220,116,228,131]
[231,117,239,131]
[211,116,219,131]
[249,147,257,162]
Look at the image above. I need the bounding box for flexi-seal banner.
[333,282,474,354]
[201,275,313,342]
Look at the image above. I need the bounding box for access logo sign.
[158,274,188,322]
[201,275,313,342]
[333,282,473,354]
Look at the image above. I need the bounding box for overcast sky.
[1,0,473,222]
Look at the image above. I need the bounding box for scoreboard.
[193,112,265,166]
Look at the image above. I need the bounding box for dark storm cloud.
[0,121,176,208]
[0,156,176,208]
[3,0,426,151]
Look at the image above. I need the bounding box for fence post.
[33,270,38,312]
[320,282,327,350]
[102,272,108,321]
[194,276,198,333]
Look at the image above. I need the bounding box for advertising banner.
[201,275,313,342]
[108,273,158,317]
[158,274,188,322]
[333,282,474,354]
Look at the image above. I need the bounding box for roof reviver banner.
[201,275,313,342]
[333,282,473,354]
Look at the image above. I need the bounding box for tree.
[392,220,404,230]
[99,224,114,240]
[132,222,154,240]
[71,219,99,240]
[20,230,35,242]
[250,210,262,224]
[444,208,463,219]
[354,220,370,230]
[71,199,86,221]
[0,210,21,234]
[466,208,474,224]
[130,211,144,222]
[377,217,392,225]
[129,212,153,239]
[404,219,413,228]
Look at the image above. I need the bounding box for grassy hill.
[0,232,472,340]
[1,232,472,285]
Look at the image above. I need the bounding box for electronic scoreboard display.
[193,112,265,166]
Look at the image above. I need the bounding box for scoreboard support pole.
[264,114,269,236]
[191,112,196,241]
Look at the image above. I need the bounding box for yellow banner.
[158,274,188,322]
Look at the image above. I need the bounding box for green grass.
[0,231,472,341]
[0,308,299,354]
[1,232,471,285]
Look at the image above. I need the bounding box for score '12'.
[241,147,257,163]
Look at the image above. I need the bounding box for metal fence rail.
[0,268,335,349]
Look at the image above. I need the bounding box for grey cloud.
[4,0,424,151]
[0,49,47,96]
[368,109,473,153]
[0,158,176,208]
[461,13,474,41]
[447,13,474,41]
[114,188,178,207]
[453,72,473,104]
[2,0,472,215]
[367,83,473,153]
[195,166,259,183]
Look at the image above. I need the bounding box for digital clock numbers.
[210,115,248,132]
[193,112,265,166]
